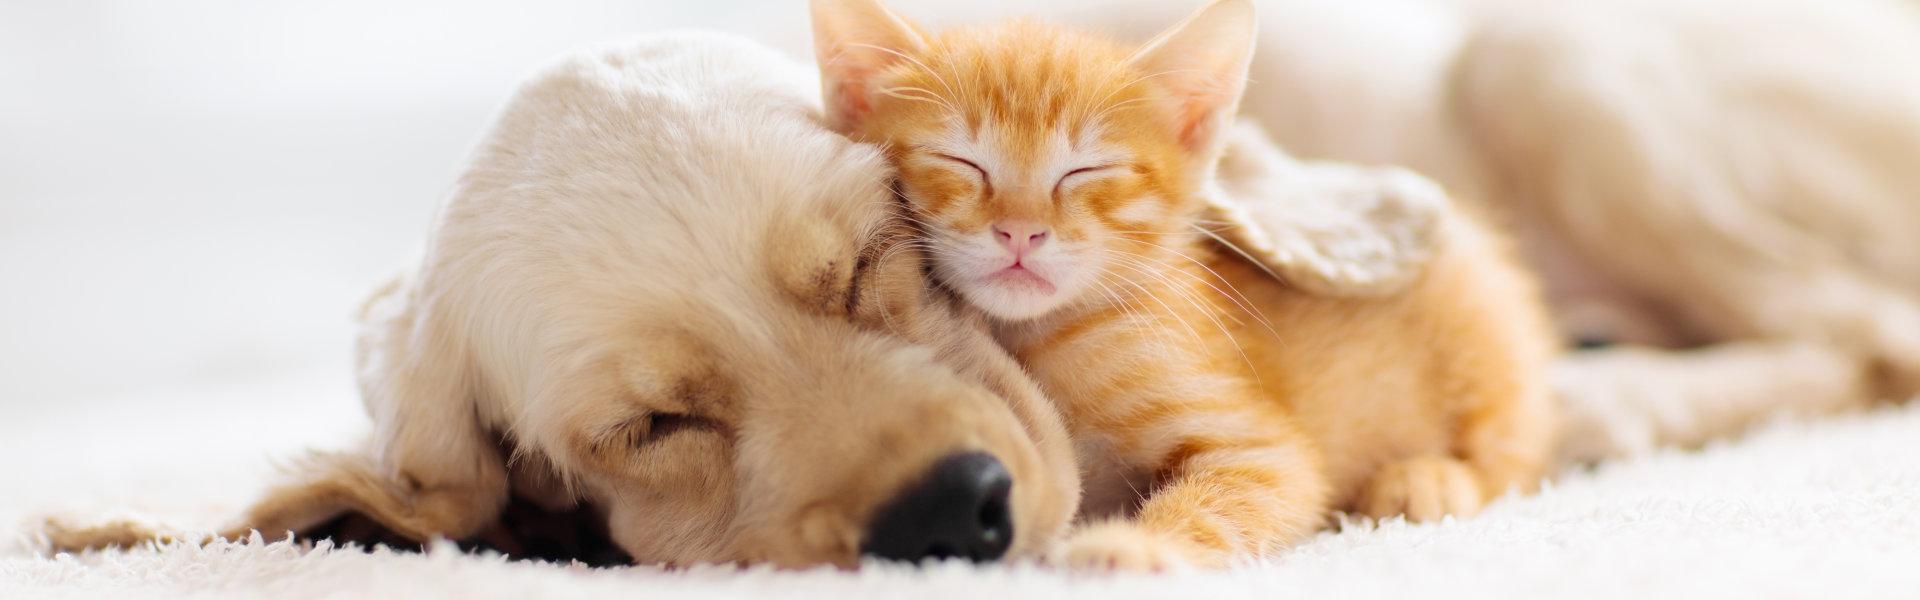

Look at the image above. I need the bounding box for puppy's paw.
[1356,456,1484,523]
[1054,522,1196,573]
[39,514,183,553]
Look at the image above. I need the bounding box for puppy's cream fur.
[45,32,1080,569]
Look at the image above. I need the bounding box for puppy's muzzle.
[860,451,1015,563]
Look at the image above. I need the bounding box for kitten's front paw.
[1054,522,1196,573]
[1356,456,1484,523]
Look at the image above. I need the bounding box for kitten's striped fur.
[812,0,1558,570]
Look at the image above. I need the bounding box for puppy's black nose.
[861,451,1014,563]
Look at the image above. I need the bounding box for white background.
[0,1,817,424]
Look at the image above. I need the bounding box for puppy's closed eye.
[637,412,720,446]
[596,412,723,453]
[586,409,724,455]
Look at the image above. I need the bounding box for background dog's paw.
[1355,456,1484,523]
[1054,522,1195,573]
[1865,299,1920,401]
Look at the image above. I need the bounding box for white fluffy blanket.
[7,372,1917,598]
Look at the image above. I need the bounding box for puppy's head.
[535,192,1076,568]
[450,33,1077,569]
[37,32,1078,570]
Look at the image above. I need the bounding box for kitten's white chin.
[962,268,1072,321]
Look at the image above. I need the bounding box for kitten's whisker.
[1081,67,1196,125]
[1192,223,1288,290]
[1090,276,1169,350]
[1107,254,1263,384]
[1103,270,1184,352]
[1071,56,1138,126]
[878,86,957,112]
[846,42,964,107]
[1106,260,1249,382]
[1102,260,1209,348]
[1086,96,1154,127]
[1114,234,1271,314]
[1109,255,1232,331]
[1105,256,1235,354]
[1085,279,1138,338]
[1115,237,1277,334]
[1125,251,1264,333]
[1121,67,1213,87]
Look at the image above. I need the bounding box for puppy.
[44,32,1080,569]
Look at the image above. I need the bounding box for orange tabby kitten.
[811,0,1557,570]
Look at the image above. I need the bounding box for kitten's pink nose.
[992,221,1049,259]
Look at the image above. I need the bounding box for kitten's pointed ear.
[1127,0,1257,167]
[810,0,927,132]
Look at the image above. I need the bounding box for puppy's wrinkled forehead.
[624,126,898,336]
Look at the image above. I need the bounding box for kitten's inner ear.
[810,0,928,132]
[1126,0,1257,164]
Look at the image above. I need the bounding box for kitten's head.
[811,0,1256,321]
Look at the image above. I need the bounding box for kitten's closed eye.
[1055,165,1119,197]
[931,153,989,188]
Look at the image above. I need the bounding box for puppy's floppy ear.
[221,444,507,545]
[1202,120,1451,297]
[38,442,505,554]
[810,0,927,132]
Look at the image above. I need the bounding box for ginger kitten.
[811,0,1558,570]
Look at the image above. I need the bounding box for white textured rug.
[6,375,1918,599]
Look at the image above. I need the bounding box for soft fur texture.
[29,0,1920,580]
[968,0,1920,463]
[42,1,1562,571]
[811,0,1558,570]
[41,32,1084,569]
[37,14,1552,571]
[14,0,1920,594]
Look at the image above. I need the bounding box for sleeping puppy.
[44,31,1080,569]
